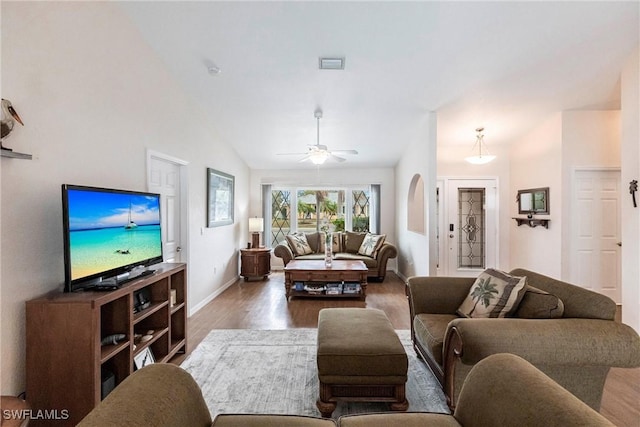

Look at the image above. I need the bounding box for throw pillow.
[285,233,313,256]
[457,269,528,318]
[344,231,366,253]
[305,232,322,253]
[357,233,386,257]
[512,285,564,319]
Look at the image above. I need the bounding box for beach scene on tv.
[67,189,162,280]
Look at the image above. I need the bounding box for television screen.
[62,185,163,292]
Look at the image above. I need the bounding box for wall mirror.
[517,187,549,215]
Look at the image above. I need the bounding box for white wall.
[395,113,437,279]
[560,110,621,280]
[1,2,249,394]
[509,114,563,276]
[508,111,621,280]
[621,46,640,333]
[250,167,396,270]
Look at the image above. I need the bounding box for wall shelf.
[1,149,32,159]
[513,217,550,229]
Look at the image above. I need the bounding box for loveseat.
[407,268,640,411]
[274,231,397,281]
[78,353,615,426]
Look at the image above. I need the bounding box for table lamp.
[249,217,264,249]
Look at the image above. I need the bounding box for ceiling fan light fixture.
[310,150,329,165]
[465,127,496,165]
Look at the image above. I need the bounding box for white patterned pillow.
[285,233,313,256]
[357,233,386,257]
[457,269,527,318]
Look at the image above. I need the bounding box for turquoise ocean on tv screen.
[70,225,161,280]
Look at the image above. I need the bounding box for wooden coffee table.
[284,260,367,300]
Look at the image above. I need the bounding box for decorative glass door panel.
[458,188,485,269]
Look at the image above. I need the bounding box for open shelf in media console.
[100,340,130,364]
[134,300,169,323]
[133,327,169,355]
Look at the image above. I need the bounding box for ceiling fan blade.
[276,152,308,156]
[329,154,346,162]
[298,154,312,163]
[331,149,358,155]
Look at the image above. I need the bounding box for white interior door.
[148,153,186,263]
[441,179,497,277]
[571,169,621,302]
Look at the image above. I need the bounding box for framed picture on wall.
[207,168,234,227]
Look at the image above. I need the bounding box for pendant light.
[465,127,496,165]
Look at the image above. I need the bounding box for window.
[268,186,375,247]
[271,189,291,246]
[352,190,370,232]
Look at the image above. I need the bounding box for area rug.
[180,328,449,419]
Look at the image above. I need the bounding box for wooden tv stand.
[25,263,187,426]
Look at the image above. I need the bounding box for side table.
[240,247,271,281]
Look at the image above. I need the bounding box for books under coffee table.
[284,260,368,300]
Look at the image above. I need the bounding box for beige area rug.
[180,328,449,419]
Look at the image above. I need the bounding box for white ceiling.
[120,1,639,170]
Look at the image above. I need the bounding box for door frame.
[146,149,190,265]
[437,176,499,277]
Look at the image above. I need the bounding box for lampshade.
[465,127,496,164]
[249,217,264,232]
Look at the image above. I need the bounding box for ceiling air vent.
[319,57,345,70]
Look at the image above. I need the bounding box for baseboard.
[395,269,408,283]
[189,275,238,316]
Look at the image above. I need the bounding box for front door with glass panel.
[442,179,497,277]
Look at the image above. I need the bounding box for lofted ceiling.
[119,1,639,170]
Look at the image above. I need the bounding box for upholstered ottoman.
[316,308,409,418]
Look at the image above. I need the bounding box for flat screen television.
[62,184,163,292]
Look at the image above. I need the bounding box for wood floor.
[178,271,640,427]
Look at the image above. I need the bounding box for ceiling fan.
[277,109,358,164]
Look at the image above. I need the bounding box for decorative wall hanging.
[1,98,24,149]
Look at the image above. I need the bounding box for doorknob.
[449,234,454,238]
[176,246,182,252]
[617,242,622,247]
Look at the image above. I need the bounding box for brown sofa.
[407,268,640,411]
[78,354,615,426]
[273,231,397,281]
